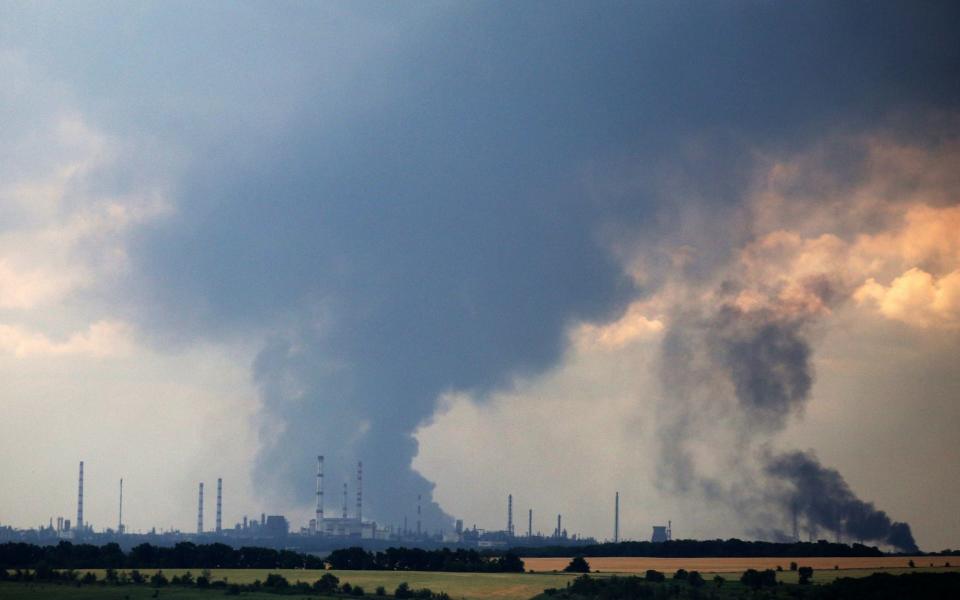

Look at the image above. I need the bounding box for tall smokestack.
[342,482,348,519]
[197,482,204,534]
[507,494,513,536]
[614,491,619,543]
[556,514,561,538]
[356,461,363,521]
[118,478,123,533]
[216,478,223,534]
[528,508,532,537]
[416,494,422,536]
[316,455,324,531]
[77,461,84,532]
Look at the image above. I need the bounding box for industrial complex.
[0,458,679,551]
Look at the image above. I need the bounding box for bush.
[351,585,366,596]
[688,571,705,587]
[81,572,98,584]
[564,556,591,573]
[789,561,798,571]
[798,566,814,585]
[375,585,386,596]
[673,568,688,580]
[150,571,168,587]
[264,573,289,589]
[314,573,340,593]
[395,582,412,599]
[130,570,145,584]
[644,569,665,582]
[225,583,241,595]
[341,582,353,594]
[713,574,725,588]
[740,568,776,589]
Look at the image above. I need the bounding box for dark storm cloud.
[5,2,958,529]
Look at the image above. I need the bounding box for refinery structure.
[1,458,687,552]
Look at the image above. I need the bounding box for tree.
[564,556,590,573]
[790,561,798,571]
[645,569,665,582]
[798,566,814,585]
[499,552,526,573]
[673,568,688,580]
[713,574,725,588]
[314,573,340,593]
[395,582,412,599]
[740,568,776,589]
[150,571,168,587]
[688,571,705,587]
[264,573,289,589]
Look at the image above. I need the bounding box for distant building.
[264,515,289,537]
[318,517,376,539]
[651,525,669,543]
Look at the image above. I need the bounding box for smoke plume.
[649,146,946,552]
[765,450,917,551]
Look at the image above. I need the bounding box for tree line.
[0,566,453,599]
[538,572,960,600]
[325,546,524,572]
[515,539,889,558]
[0,541,523,573]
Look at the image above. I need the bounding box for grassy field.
[524,556,960,585]
[0,582,335,600]
[35,559,960,600]
[63,569,578,600]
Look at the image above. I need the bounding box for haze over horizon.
[1,2,958,551]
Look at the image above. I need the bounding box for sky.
[1,1,958,551]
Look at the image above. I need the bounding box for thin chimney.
[614,491,620,543]
[316,456,324,531]
[77,461,84,532]
[507,494,513,536]
[528,508,532,537]
[356,461,363,521]
[342,482,348,519]
[197,482,204,534]
[216,478,223,534]
[118,478,124,533]
[416,494,422,536]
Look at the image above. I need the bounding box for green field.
[7,567,960,600]
[41,570,579,600]
[0,583,335,600]
[27,564,958,600]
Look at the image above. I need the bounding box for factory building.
[651,520,672,543]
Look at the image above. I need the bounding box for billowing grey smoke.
[766,451,918,552]
[708,306,812,431]
[49,1,950,536]
[658,289,919,551]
